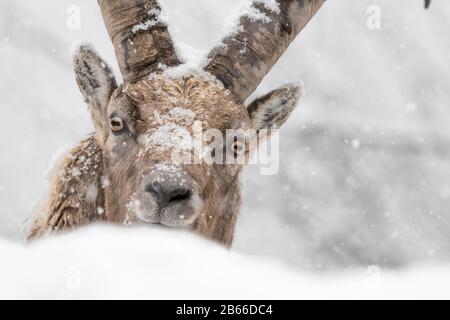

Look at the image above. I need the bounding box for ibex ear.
[73,44,117,134]
[247,83,302,132]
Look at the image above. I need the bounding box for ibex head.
[74,48,257,230]
[29,0,324,245]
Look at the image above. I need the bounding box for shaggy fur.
[28,136,105,239]
[27,46,301,247]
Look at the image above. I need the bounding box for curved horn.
[98,0,181,83]
[205,0,325,102]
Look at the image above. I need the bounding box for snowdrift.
[0,226,449,299]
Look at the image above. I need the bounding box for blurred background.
[0,0,449,271]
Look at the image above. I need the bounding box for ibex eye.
[110,117,124,132]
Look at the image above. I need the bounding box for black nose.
[145,181,191,207]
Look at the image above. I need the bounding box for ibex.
[27,0,326,245]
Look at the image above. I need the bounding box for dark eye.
[110,117,124,132]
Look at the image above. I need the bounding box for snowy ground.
[1,0,450,298]
[2,225,450,300]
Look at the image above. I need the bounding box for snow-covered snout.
[135,166,201,227]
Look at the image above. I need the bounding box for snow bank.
[0,226,449,299]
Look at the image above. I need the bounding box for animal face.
[102,77,250,227]
[74,45,301,229]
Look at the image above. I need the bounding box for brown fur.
[28,136,105,239]
[28,77,248,246]
[105,77,249,246]
[28,1,304,245]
